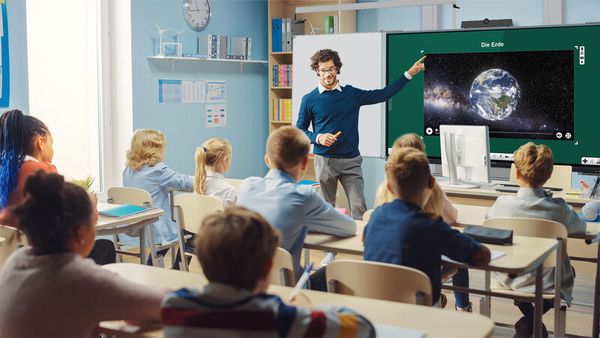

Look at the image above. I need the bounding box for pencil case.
[464,225,513,245]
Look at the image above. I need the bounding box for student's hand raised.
[407,56,426,77]
[318,133,338,147]
[289,291,313,308]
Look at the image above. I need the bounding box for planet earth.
[469,68,521,121]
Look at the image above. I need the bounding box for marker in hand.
[333,131,342,138]
[288,262,314,302]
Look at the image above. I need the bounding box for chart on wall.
[0,0,10,107]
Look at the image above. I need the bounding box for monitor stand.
[438,163,480,189]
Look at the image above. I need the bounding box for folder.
[272,18,282,52]
[99,204,149,218]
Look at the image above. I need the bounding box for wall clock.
[182,0,211,32]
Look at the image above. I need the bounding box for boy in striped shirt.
[161,206,375,338]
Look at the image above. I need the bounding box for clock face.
[183,0,211,31]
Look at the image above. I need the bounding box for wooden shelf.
[271,52,293,56]
[270,120,292,124]
[271,86,292,90]
[147,56,268,64]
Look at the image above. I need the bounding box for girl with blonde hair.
[123,129,193,265]
[195,138,237,207]
[374,133,457,224]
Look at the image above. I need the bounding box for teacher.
[296,49,425,220]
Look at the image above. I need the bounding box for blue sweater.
[363,199,481,304]
[296,75,410,158]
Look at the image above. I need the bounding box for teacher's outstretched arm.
[356,56,426,105]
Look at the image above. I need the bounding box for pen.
[288,262,314,301]
[333,131,342,138]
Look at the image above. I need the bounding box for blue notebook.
[298,180,319,187]
[99,204,148,217]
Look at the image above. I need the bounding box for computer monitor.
[439,125,490,189]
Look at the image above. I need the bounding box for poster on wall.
[205,104,227,128]
[158,79,207,103]
[0,0,10,107]
[205,80,227,102]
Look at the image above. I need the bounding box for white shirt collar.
[24,155,39,162]
[206,171,225,179]
[318,81,342,94]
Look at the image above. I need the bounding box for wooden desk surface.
[96,203,163,231]
[442,185,591,207]
[304,221,558,274]
[102,263,494,338]
[454,203,600,240]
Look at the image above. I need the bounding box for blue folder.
[99,204,148,217]
[272,18,282,52]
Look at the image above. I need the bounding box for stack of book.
[272,98,292,122]
[273,64,292,87]
[271,18,304,52]
[207,34,252,60]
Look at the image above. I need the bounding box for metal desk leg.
[554,239,563,338]
[593,243,600,338]
[482,270,491,317]
[534,264,544,338]
[139,226,147,265]
[304,249,311,267]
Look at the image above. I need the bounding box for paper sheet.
[181,80,205,103]
[205,104,227,128]
[443,249,506,264]
[205,80,227,102]
[375,324,425,338]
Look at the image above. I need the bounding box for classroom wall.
[5,0,28,112]
[356,0,600,207]
[130,0,269,179]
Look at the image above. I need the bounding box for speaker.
[461,18,513,29]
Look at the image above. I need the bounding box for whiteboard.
[292,32,385,158]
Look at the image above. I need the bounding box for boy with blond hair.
[238,126,355,277]
[161,207,375,338]
[486,142,585,336]
[364,147,490,306]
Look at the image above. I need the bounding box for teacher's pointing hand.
[318,133,338,147]
[407,56,426,77]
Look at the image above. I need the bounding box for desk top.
[304,221,558,274]
[101,263,494,338]
[442,185,591,206]
[454,203,600,240]
[96,203,163,230]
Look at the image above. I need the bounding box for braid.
[0,110,49,208]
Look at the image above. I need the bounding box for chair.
[362,209,374,223]
[0,225,24,269]
[173,193,224,271]
[483,217,568,337]
[509,163,572,191]
[269,247,295,287]
[326,259,433,306]
[107,187,180,268]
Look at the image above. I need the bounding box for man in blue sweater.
[297,49,425,220]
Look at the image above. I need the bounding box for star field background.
[423,50,574,140]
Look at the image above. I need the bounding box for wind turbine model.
[155,25,170,56]
[308,21,322,35]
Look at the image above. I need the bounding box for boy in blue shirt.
[363,147,490,306]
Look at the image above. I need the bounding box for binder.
[245,37,252,60]
[218,35,227,59]
[272,18,282,52]
[285,18,292,52]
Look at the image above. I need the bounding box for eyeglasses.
[318,67,337,75]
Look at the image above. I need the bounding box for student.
[194,138,237,207]
[0,109,115,265]
[0,171,165,337]
[123,129,194,264]
[161,206,375,338]
[238,126,356,277]
[374,133,470,310]
[374,133,457,224]
[485,142,585,336]
[364,147,490,307]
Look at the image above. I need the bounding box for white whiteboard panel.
[292,32,385,158]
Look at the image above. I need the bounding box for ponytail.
[195,147,208,194]
[0,110,49,208]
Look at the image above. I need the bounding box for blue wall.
[5,0,29,112]
[131,0,268,178]
[356,0,600,206]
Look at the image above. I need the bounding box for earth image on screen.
[469,68,521,121]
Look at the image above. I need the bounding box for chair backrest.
[362,209,374,223]
[173,193,224,234]
[269,247,295,287]
[509,163,572,191]
[326,259,433,306]
[0,225,23,269]
[107,187,152,207]
[483,217,567,267]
